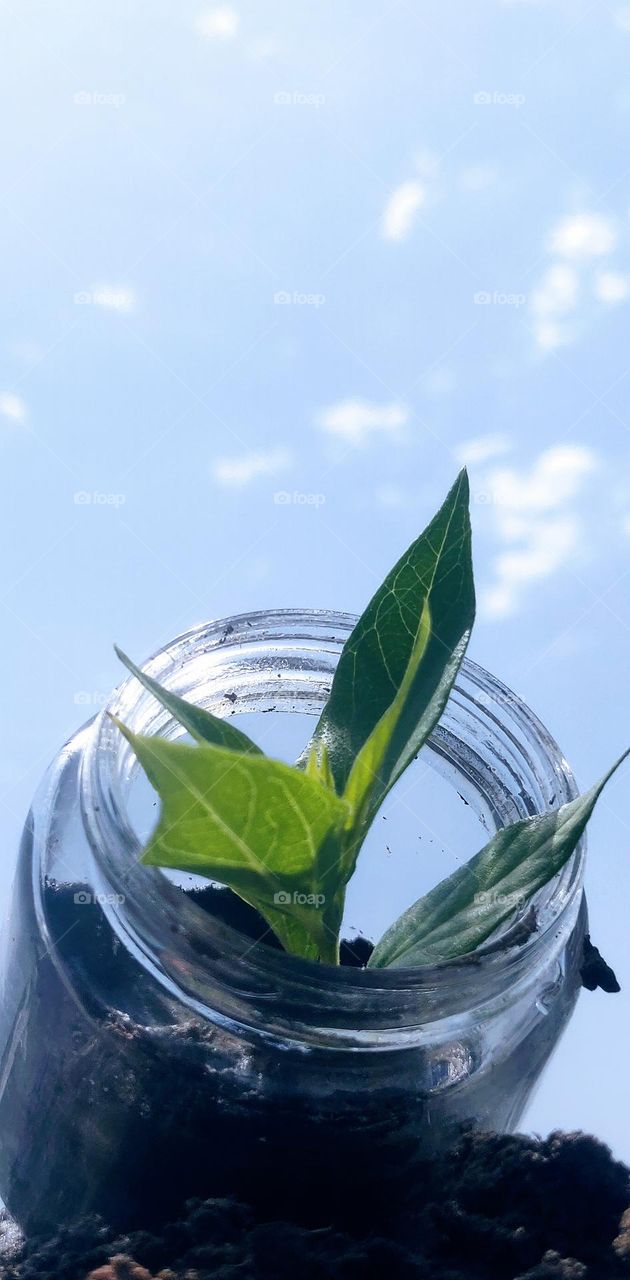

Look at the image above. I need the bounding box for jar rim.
[78,608,585,1048]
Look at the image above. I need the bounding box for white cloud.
[534,321,574,352]
[196,6,239,39]
[455,433,511,466]
[479,445,598,620]
[621,513,630,536]
[315,399,408,445]
[489,445,597,515]
[211,447,291,488]
[547,212,617,258]
[530,264,580,350]
[382,181,426,242]
[531,264,579,318]
[529,208,630,350]
[482,520,577,619]
[0,393,27,423]
[593,270,630,304]
[493,519,577,583]
[483,518,578,620]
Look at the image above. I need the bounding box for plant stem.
[318,933,340,965]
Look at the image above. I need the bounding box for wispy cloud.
[315,399,408,445]
[483,518,579,620]
[489,445,596,516]
[455,433,511,466]
[593,270,630,304]
[195,6,240,39]
[530,213,627,350]
[382,181,426,242]
[530,263,580,351]
[477,444,598,619]
[547,212,617,258]
[0,393,27,423]
[211,447,291,488]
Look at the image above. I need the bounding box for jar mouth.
[79,609,585,1047]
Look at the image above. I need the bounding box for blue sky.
[2,0,630,1160]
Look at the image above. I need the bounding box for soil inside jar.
[0,876,585,1240]
[1,880,410,1239]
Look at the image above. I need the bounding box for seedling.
[113,472,627,966]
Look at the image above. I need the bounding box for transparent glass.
[0,610,586,1236]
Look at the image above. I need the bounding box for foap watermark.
[473,889,527,913]
[73,91,126,108]
[273,890,326,908]
[474,290,526,308]
[475,688,522,710]
[274,90,325,108]
[73,288,134,310]
[473,90,525,108]
[273,290,326,308]
[74,490,126,507]
[471,489,501,506]
[74,690,109,708]
[273,490,326,507]
[73,891,126,906]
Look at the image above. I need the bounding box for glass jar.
[0,610,586,1237]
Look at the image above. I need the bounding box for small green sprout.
[113,472,627,967]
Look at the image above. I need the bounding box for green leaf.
[299,470,475,817]
[115,646,262,756]
[251,901,323,963]
[303,739,337,795]
[369,751,629,969]
[342,597,432,822]
[112,718,349,961]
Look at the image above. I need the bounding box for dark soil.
[0,875,612,1242]
[0,880,401,1239]
[579,934,620,993]
[0,870,616,1256]
[3,1130,630,1279]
